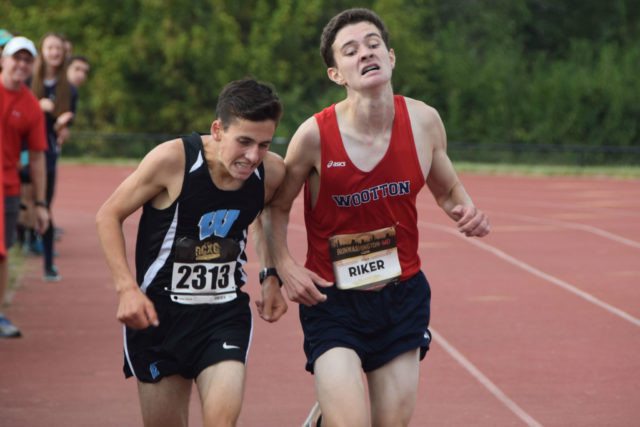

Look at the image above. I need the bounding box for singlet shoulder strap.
[181,132,205,174]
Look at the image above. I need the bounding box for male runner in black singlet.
[96,78,287,427]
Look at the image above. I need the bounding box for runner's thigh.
[367,348,420,427]
[137,375,192,427]
[196,360,246,427]
[314,347,369,427]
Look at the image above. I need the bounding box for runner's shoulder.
[138,138,186,179]
[403,96,441,123]
[293,116,321,149]
[263,151,285,186]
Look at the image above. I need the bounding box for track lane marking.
[487,212,640,249]
[420,222,640,328]
[431,328,544,427]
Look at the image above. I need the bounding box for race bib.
[169,236,240,304]
[329,226,402,291]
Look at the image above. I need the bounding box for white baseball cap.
[2,36,37,57]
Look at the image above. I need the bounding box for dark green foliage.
[3,0,638,159]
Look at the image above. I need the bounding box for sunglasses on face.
[11,53,35,64]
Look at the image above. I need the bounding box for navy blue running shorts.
[123,290,252,383]
[300,270,432,373]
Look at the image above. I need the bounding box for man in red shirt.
[0,35,49,338]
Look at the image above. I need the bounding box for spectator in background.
[52,53,89,247]
[16,142,44,256]
[29,32,76,281]
[0,36,49,338]
[20,52,88,252]
[66,55,90,88]
[60,33,72,61]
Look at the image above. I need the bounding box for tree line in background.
[4,0,640,156]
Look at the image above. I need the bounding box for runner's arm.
[264,117,332,306]
[419,105,490,237]
[251,152,288,322]
[95,140,184,329]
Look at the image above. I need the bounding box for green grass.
[61,156,640,179]
[452,162,640,179]
[8,246,29,295]
[61,156,141,166]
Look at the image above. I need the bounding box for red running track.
[1,164,639,426]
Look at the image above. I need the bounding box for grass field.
[452,161,640,179]
[62,156,640,179]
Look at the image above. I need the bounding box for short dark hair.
[320,8,390,68]
[216,78,283,129]
[69,54,90,66]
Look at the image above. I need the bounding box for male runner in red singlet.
[265,8,490,427]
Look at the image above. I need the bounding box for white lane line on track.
[431,328,543,427]
[486,212,640,249]
[420,221,640,328]
[451,196,639,218]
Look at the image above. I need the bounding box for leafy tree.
[3,0,638,157]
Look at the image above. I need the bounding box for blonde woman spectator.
[29,32,77,281]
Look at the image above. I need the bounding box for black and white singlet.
[134,132,265,304]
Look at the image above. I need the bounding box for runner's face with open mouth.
[328,21,395,90]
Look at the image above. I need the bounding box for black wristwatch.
[35,200,48,208]
[259,268,282,287]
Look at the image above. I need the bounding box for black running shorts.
[123,290,252,383]
[300,270,431,373]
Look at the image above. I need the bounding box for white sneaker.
[302,402,322,427]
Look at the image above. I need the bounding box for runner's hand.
[452,205,490,237]
[279,260,332,307]
[117,286,159,330]
[256,277,288,322]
